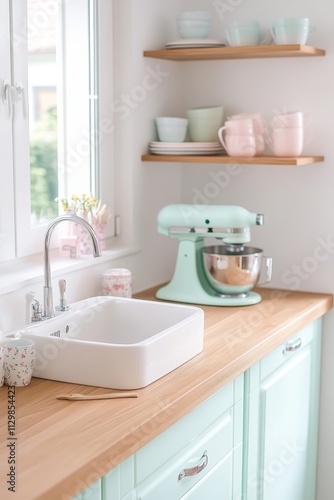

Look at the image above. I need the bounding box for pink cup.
[218,132,257,157]
[271,127,304,156]
[227,113,265,155]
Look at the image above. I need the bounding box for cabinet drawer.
[181,447,233,500]
[136,407,234,500]
[136,377,242,483]
[260,319,321,381]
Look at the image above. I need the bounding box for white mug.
[4,339,35,387]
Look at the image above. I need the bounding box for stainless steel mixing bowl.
[202,245,272,296]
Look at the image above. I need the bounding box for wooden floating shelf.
[143,44,325,61]
[141,154,325,166]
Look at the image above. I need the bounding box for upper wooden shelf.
[142,154,324,166]
[143,44,326,61]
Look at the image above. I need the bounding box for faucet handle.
[55,279,70,312]
[31,298,43,322]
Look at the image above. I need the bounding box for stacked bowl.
[269,111,304,156]
[176,11,211,39]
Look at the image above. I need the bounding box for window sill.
[0,238,141,295]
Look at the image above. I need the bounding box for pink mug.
[218,131,257,157]
[270,127,304,156]
[226,113,265,155]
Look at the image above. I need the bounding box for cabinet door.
[245,324,321,500]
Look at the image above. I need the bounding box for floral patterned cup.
[4,339,35,387]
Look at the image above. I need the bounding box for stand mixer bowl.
[202,245,272,296]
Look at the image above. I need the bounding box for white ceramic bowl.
[155,117,188,142]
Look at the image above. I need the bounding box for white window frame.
[1,0,114,261]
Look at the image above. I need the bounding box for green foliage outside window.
[30,106,58,222]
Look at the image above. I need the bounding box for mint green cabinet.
[76,376,243,500]
[243,319,322,500]
[72,319,323,500]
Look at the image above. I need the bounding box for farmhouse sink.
[20,296,204,389]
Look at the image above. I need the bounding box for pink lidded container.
[102,268,132,297]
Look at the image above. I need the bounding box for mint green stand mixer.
[156,204,272,307]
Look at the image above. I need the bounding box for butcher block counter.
[0,286,332,499]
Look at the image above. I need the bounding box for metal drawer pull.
[178,450,208,480]
[283,338,302,354]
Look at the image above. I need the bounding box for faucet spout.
[43,214,102,319]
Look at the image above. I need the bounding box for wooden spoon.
[56,392,138,401]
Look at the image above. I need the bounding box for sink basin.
[20,296,204,389]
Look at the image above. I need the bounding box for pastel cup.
[4,339,35,387]
[225,24,261,46]
[270,127,304,156]
[218,131,257,157]
[155,117,188,143]
[272,17,310,45]
[225,113,265,155]
[187,106,224,142]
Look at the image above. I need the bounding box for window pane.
[27,0,58,223]
[27,0,98,224]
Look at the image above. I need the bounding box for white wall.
[175,1,334,498]
[1,0,333,496]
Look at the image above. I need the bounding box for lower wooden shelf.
[141,154,324,166]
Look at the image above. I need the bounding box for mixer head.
[157,204,263,245]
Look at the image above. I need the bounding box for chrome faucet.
[43,214,102,319]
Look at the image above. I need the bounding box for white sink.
[20,296,204,389]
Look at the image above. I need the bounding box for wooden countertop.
[0,287,332,499]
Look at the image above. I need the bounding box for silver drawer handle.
[283,338,302,354]
[178,450,208,480]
